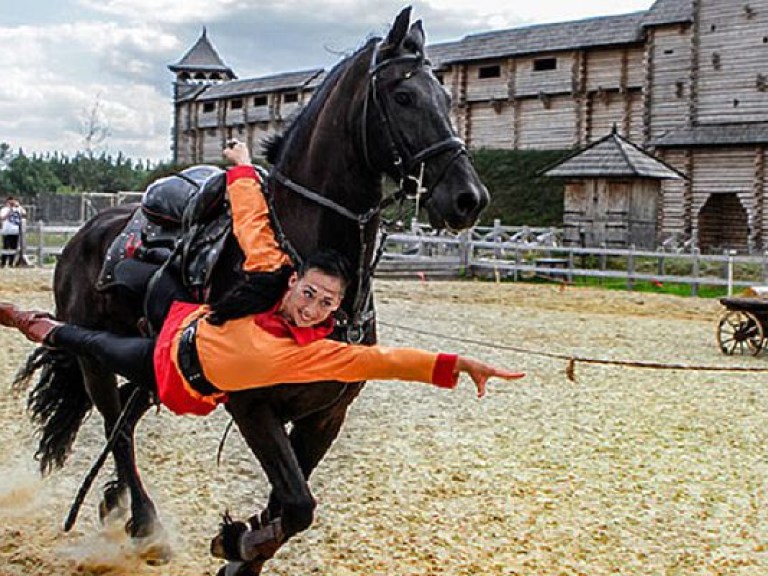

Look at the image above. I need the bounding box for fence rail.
[380,227,768,295]
[0,223,81,266]
[7,221,767,296]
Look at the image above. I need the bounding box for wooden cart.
[716,296,768,355]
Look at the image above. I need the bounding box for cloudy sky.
[3,0,654,163]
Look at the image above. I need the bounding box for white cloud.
[3,0,656,161]
[0,21,176,160]
[78,0,245,23]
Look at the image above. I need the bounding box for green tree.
[1,152,62,195]
[472,148,571,226]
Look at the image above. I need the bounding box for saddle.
[96,165,232,301]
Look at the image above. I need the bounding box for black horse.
[16,8,488,575]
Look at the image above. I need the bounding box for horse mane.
[263,37,380,165]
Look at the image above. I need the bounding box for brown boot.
[0,302,25,328]
[0,303,60,344]
[17,312,62,344]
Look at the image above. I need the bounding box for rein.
[267,41,468,343]
[266,169,383,344]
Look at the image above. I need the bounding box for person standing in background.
[0,196,26,267]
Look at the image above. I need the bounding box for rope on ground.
[377,320,768,382]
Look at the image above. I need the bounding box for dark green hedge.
[472,148,571,226]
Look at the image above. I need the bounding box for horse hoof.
[98,483,129,523]
[135,537,173,566]
[216,560,265,576]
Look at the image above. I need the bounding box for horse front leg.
[259,383,364,519]
[289,383,364,480]
[213,399,315,576]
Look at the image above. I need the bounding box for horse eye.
[394,92,413,106]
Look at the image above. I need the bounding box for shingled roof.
[432,12,645,66]
[543,128,684,179]
[425,40,465,70]
[169,28,235,76]
[193,69,325,102]
[652,123,768,147]
[642,0,693,27]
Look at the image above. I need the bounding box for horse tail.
[13,346,93,475]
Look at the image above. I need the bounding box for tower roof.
[642,0,693,28]
[543,128,685,179]
[169,28,235,77]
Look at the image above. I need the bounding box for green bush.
[471,148,571,226]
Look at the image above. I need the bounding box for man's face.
[279,268,344,327]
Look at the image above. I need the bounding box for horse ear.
[405,19,425,54]
[381,6,412,56]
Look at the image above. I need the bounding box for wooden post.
[726,249,736,297]
[513,246,521,281]
[627,244,635,291]
[493,218,502,259]
[567,249,575,284]
[460,229,471,277]
[36,222,44,267]
[691,248,700,297]
[599,243,607,286]
[763,251,768,283]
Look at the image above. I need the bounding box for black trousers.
[2,234,18,266]
[52,266,194,390]
[54,324,157,389]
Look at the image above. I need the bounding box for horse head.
[266,7,489,254]
[367,7,490,230]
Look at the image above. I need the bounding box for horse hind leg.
[114,381,173,565]
[79,358,169,562]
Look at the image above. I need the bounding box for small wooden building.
[544,129,684,249]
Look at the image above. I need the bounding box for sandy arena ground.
[1,267,768,575]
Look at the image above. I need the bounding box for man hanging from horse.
[1,141,522,406]
[0,140,524,562]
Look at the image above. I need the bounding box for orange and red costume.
[153,165,458,415]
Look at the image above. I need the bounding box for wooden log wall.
[514,53,577,97]
[754,147,765,249]
[517,96,578,149]
[647,26,693,140]
[588,89,644,143]
[660,147,761,252]
[465,62,512,101]
[657,149,690,238]
[697,0,768,124]
[691,149,754,252]
[467,102,515,149]
[439,44,644,151]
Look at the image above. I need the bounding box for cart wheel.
[717,310,765,355]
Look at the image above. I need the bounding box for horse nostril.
[456,191,481,216]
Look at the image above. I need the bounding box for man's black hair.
[298,248,353,289]
[207,265,293,325]
[207,248,352,326]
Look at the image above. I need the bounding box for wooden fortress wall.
[171,1,768,251]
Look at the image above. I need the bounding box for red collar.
[253,300,335,345]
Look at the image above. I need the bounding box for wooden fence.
[6,220,768,296]
[379,222,768,295]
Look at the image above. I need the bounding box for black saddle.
[97,164,231,299]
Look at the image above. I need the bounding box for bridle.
[267,40,468,343]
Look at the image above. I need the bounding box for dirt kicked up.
[1,267,767,576]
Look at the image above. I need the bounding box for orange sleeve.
[194,317,459,391]
[227,165,292,273]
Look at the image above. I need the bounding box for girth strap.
[177,318,220,396]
